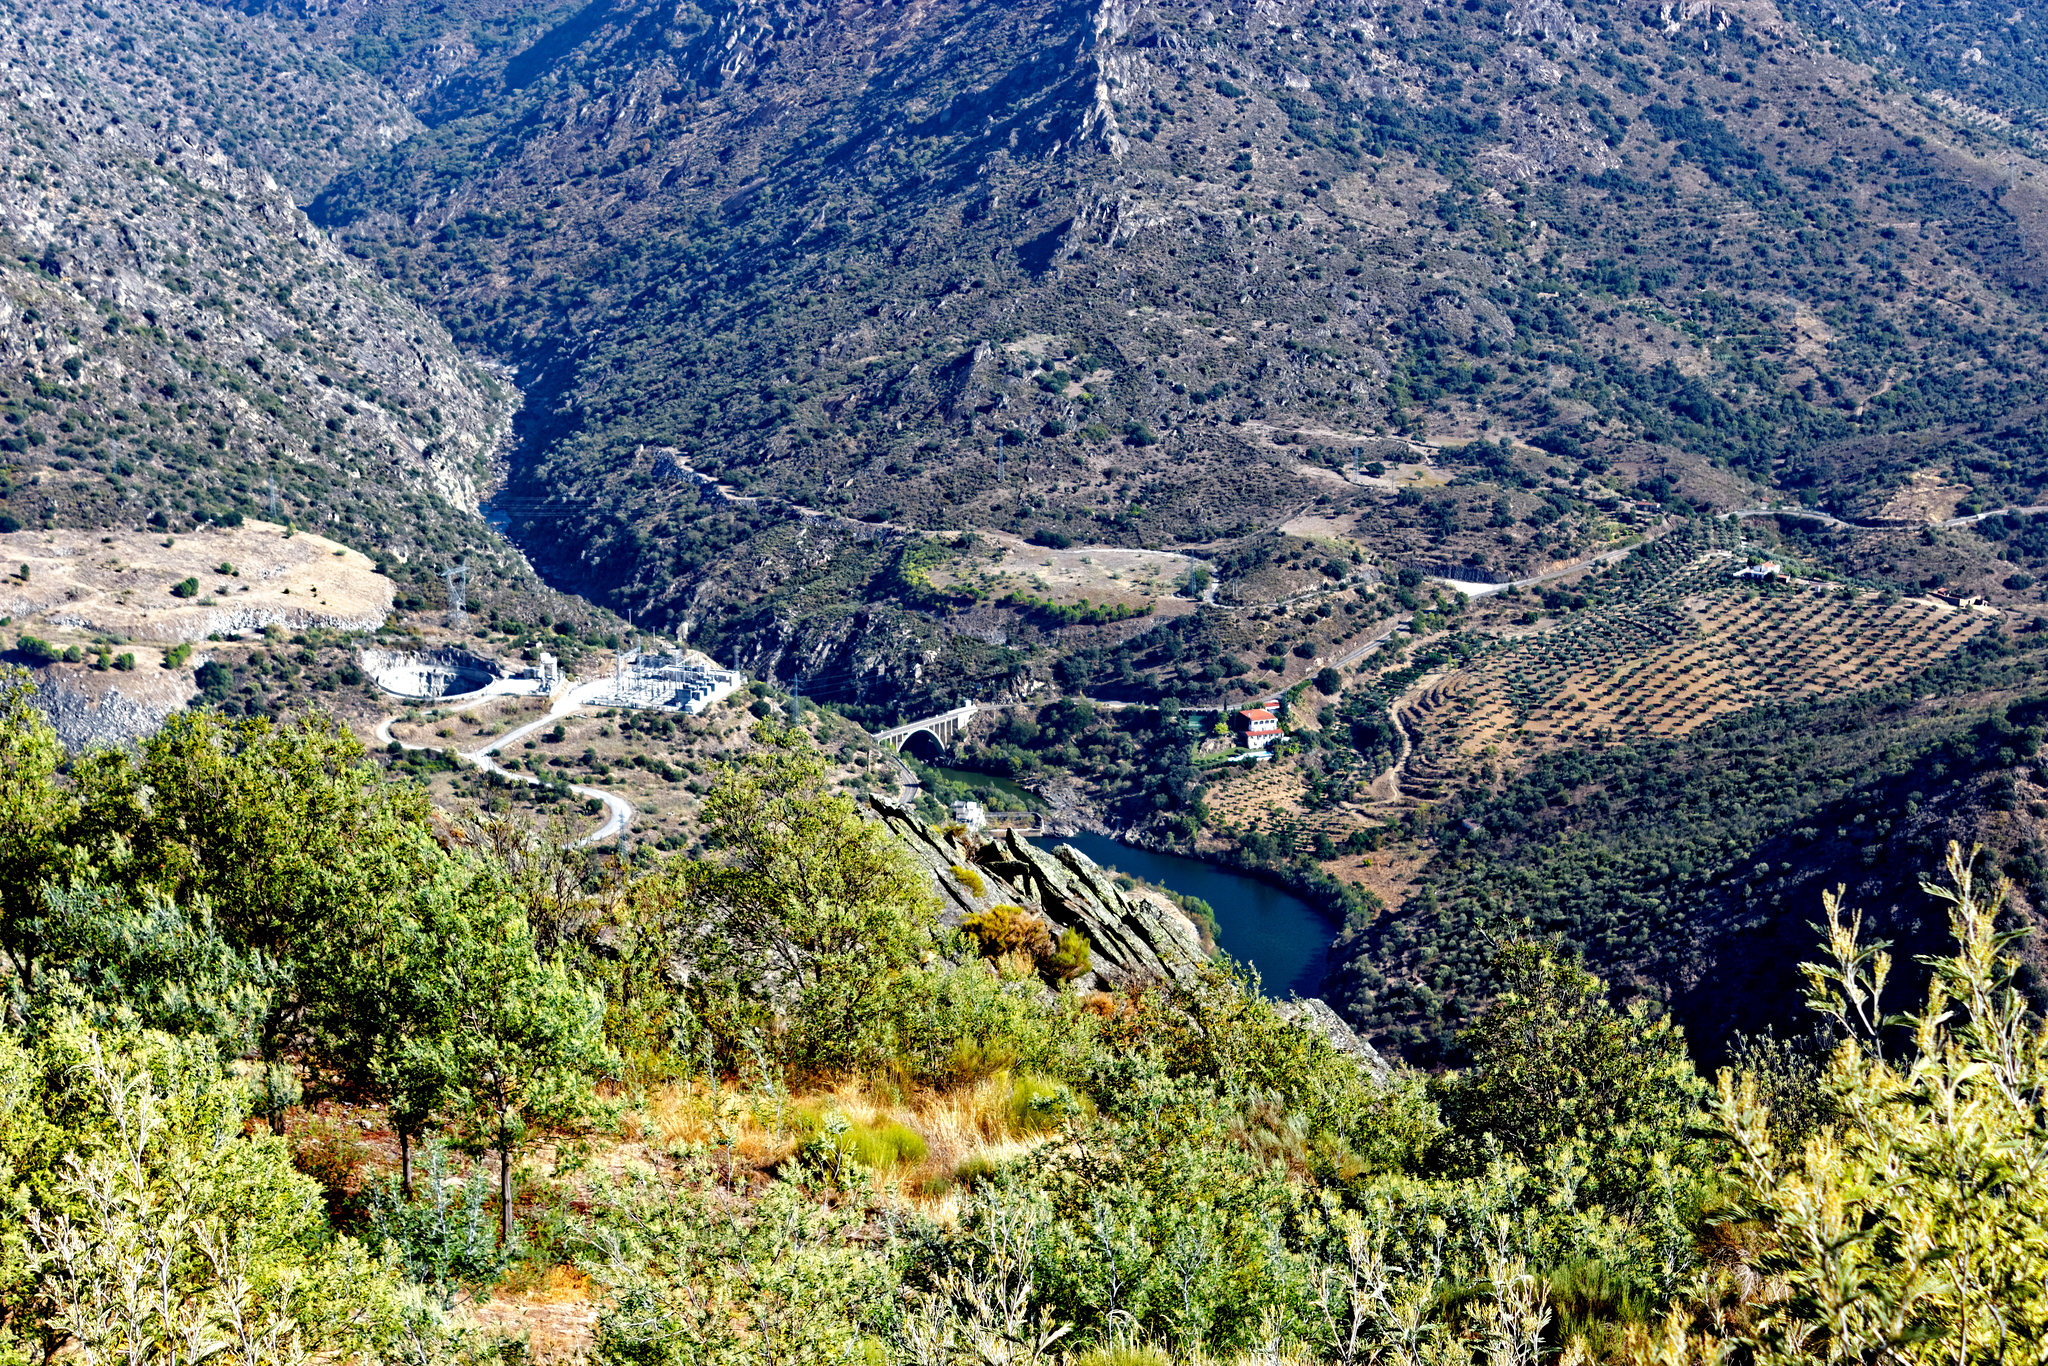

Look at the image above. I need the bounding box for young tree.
[683,722,936,1072]
[420,881,614,1243]
[300,833,475,1198]
[0,670,85,1011]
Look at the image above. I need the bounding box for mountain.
[13,0,2048,1061]
[0,0,589,619]
[295,0,2048,701]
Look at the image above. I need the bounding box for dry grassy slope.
[0,520,392,642]
[0,0,604,626]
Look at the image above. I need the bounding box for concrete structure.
[360,647,556,703]
[596,647,745,715]
[1233,707,1281,749]
[950,800,988,831]
[874,701,980,754]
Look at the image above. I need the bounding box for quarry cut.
[360,646,560,702]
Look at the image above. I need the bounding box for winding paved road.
[377,678,635,847]
[1724,503,2048,531]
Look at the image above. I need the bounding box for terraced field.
[1402,561,1998,781]
[1204,761,1312,833]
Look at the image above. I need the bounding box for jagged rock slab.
[868,796,1204,989]
[1275,997,1392,1085]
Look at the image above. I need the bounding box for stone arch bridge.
[874,702,980,754]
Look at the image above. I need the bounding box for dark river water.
[1031,831,1339,998]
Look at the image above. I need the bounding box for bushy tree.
[1431,941,1709,1212]
[679,722,936,1073]
[1712,844,2048,1365]
[0,671,85,1015]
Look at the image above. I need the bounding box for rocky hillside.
[0,0,591,619]
[281,0,2048,699]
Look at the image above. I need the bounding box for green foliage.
[0,1020,429,1366]
[171,577,200,599]
[676,722,937,1075]
[1004,1072,1077,1135]
[0,685,616,1253]
[794,1108,929,1174]
[885,956,1098,1086]
[1045,926,1091,984]
[584,1163,896,1366]
[366,1139,509,1308]
[411,884,616,1242]
[12,884,283,1054]
[998,591,1153,627]
[1712,843,2048,1365]
[1431,943,1710,1206]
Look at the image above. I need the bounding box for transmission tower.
[266,477,281,522]
[442,561,469,621]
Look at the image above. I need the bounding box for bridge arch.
[897,728,951,761]
[875,701,980,754]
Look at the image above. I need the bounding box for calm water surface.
[1031,831,1338,998]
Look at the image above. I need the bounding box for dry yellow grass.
[629,1071,1072,1217]
[0,520,390,644]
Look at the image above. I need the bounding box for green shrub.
[14,634,59,664]
[195,660,232,698]
[1045,926,1091,982]
[171,577,200,598]
[363,1140,508,1307]
[1005,1072,1075,1134]
[948,863,986,897]
[885,958,1096,1085]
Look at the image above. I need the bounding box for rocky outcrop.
[868,797,1205,990]
[871,797,1391,1079]
[28,665,196,751]
[1275,997,1392,1084]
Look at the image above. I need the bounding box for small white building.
[950,800,988,831]
[1233,707,1282,749]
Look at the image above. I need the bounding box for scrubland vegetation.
[0,665,2042,1366]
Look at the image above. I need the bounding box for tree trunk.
[400,1126,412,1201]
[498,1129,513,1246]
